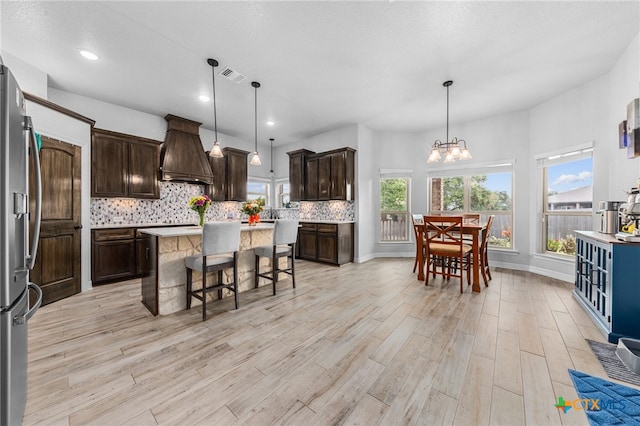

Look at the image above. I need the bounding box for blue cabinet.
[574,231,640,343]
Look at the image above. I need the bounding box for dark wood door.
[226,148,248,201]
[128,140,160,199]
[29,137,82,306]
[317,155,331,200]
[330,151,346,200]
[305,157,319,201]
[92,130,127,197]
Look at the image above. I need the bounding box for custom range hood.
[160,114,213,184]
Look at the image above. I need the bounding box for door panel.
[30,137,82,306]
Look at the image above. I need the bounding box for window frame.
[427,161,515,250]
[379,170,412,243]
[275,178,290,208]
[538,145,593,257]
[247,177,271,207]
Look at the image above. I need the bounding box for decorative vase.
[248,214,260,226]
[198,211,205,227]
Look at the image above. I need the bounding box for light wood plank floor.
[25,258,636,425]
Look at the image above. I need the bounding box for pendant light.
[207,58,223,158]
[427,80,471,163]
[249,81,262,166]
[269,138,275,177]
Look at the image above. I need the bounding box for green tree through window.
[380,178,407,211]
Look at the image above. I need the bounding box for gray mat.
[587,339,640,387]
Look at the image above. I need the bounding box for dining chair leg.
[485,256,492,282]
[233,253,239,309]
[291,247,296,289]
[217,270,223,300]
[480,254,489,286]
[425,255,431,286]
[254,254,260,288]
[186,269,192,309]
[202,268,207,321]
[272,252,277,296]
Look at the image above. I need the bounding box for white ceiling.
[1,1,638,145]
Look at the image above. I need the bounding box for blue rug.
[568,369,640,425]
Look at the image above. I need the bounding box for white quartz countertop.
[138,223,275,237]
[91,222,194,229]
[299,220,355,224]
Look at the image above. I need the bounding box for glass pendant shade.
[207,58,224,158]
[250,152,262,166]
[210,141,223,158]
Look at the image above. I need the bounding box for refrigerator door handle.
[14,283,42,325]
[25,116,42,270]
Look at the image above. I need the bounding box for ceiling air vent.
[219,66,246,84]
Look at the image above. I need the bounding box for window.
[429,164,514,249]
[276,181,290,208]
[380,170,411,242]
[247,179,270,206]
[539,147,593,256]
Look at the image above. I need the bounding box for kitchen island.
[138,223,275,316]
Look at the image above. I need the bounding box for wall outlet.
[113,216,123,223]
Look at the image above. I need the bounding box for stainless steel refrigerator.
[0,61,43,425]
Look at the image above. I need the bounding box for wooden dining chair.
[411,214,426,273]
[462,213,481,224]
[423,215,472,293]
[479,215,495,285]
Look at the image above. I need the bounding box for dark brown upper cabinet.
[287,149,314,202]
[329,147,355,201]
[206,147,249,201]
[317,154,331,201]
[92,128,160,199]
[290,147,355,201]
[305,156,319,201]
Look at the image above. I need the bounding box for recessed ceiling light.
[78,49,98,61]
[266,121,275,126]
[199,94,210,102]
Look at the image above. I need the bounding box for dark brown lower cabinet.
[92,227,156,285]
[92,228,137,284]
[296,222,353,265]
[298,224,319,260]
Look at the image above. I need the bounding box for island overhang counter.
[138,223,276,316]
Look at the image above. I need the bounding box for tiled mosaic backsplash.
[90,182,354,226]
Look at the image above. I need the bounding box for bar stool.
[254,219,299,295]
[185,222,241,321]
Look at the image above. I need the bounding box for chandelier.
[427,80,471,163]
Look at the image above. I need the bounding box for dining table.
[415,222,487,293]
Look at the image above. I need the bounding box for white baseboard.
[359,253,574,283]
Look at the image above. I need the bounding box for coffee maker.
[596,201,623,234]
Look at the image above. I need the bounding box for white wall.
[355,124,375,262]
[1,51,48,98]
[527,32,639,281]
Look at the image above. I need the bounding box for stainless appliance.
[0,61,43,425]
[596,201,623,234]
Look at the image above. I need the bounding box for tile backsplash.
[90,182,354,226]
